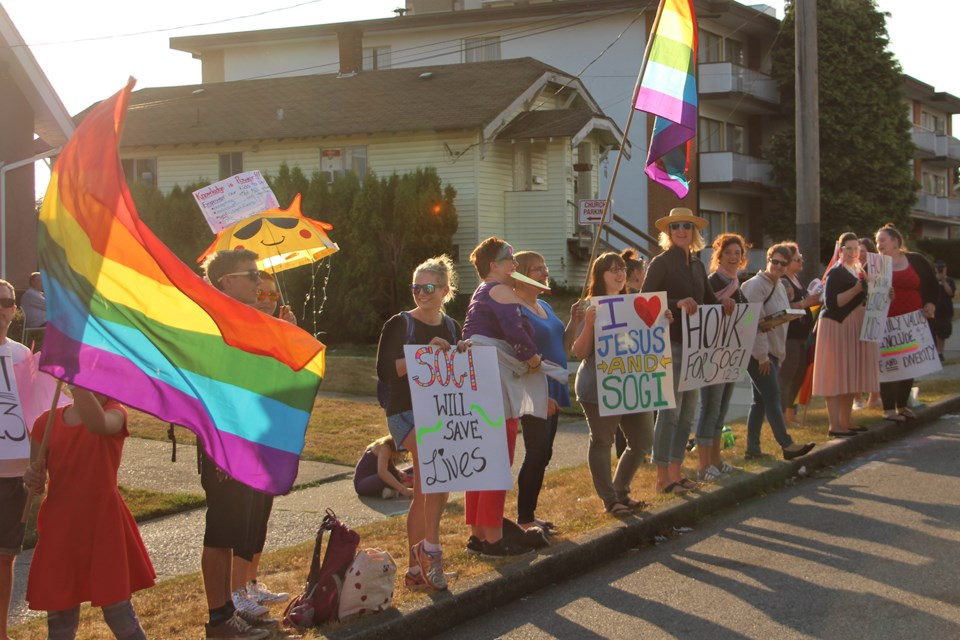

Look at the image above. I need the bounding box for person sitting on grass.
[354,435,413,499]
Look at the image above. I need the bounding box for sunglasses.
[0,299,14,309]
[219,269,261,282]
[769,258,789,267]
[608,266,627,274]
[410,283,438,295]
[257,290,281,302]
[669,222,694,231]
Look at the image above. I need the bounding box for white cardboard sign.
[192,170,280,233]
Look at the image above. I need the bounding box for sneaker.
[697,466,722,482]
[205,612,270,639]
[405,569,459,591]
[231,588,268,621]
[479,538,535,559]
[852,397,865,411]
[247,580,289,605]
[412,540,448,591]
[465,535,484,555]
[718,462,742,475]
[381,487,397,499]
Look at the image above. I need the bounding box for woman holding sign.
[462,237,544,557]
[512,251,579,532]
[641,208,733,495]
[574,252,654,514]
[813,233,880,435]
[741,244,816,460]
[376,255,462,592]
[875,224,938,421]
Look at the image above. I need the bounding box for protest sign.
[860,253,892,342]
[592,292,675,416]
[404,345,511,493]
[678,303,761,392]
[878,310,942,382]
[0,344,29,460]
[192,170,280,233]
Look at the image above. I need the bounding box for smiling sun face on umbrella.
[198,194,339,273]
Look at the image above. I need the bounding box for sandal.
[677,477,699,490]
[534,518,558,533]
[607,502,632,516]
[657,481,688,495]
[883,411,906,423]
[898,408,917,419]
[621,497,649,510]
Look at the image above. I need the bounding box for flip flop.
[534,518,558,533]
[883,411,907,423]
[898,408,917,419]
[677,477,699,490]
[607,503,632,516]
[658,481,688,495]
[621,498,649,510]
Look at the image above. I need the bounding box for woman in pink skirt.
[813,232,880,436]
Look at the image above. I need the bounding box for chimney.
[337,26,363,76]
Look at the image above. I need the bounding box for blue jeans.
[746,356,794,455]
[652,343,698,465]
[695,381,736,446]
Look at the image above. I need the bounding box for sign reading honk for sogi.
[404,344,511,494]
[592,292,675,416]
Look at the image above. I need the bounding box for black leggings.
[517,413,559,524]
[880,378,913,411]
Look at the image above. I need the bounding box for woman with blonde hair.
[376,254,462,591]
[641,208,734,494]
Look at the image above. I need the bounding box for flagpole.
[579,0,668,300]
[21,381,63,523]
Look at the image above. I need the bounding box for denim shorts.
[386,410,415,451]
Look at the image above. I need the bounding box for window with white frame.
[513,143,532,191]
[463,36,501,63]
[362,46,392,70]
[921,110,946,134]
[699,117,724,152]
[725,123,746,154]
[218,152,243,180]
[320,147,368,183]
[923,172,948,197]
[121,158,157,188]
[698,29,747,66]
[699,209,745,246]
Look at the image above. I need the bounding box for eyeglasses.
[0,299,14,309]
[608,266,627,274]
[669,222,694,231]
[257,290,281,302]
[410,283,438,295]
[769,258,789,267]
[794,256,804,262]
[219,269,261,282]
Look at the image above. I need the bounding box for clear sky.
[3,0,957,189]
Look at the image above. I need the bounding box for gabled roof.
[96,58,622,149]
[0,4,74,148]
[496,107,625,151]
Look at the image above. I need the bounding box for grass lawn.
[15,379,957,639]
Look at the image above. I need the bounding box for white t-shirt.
[0,338,33,477]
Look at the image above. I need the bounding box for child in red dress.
[23,386,155,639]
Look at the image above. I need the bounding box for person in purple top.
[461,237,543,558]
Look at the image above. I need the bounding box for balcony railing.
[915,192,960,218]
[912,125,960,161]
[700,152,774,187]
[699,62,779,105]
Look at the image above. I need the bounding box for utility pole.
[796,0,820,281]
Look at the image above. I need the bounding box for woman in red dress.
[23,386,155,639]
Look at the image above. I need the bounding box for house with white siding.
[106,57,623,286]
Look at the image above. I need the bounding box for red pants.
[465,418,518,528]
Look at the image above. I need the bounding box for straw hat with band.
[654,207,709,233]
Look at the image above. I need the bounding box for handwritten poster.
[878,310,942,382]
[192,170,280,233]
[860,253,893,342]
[592,292,675,416]
[404,345,511,493]
[678,303,761,392]
[0,345,29,461]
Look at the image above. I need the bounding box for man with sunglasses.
[0,280,32,640]
[198,250,271,639]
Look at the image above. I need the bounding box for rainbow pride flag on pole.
[37,81,325,495]
[634,0,698,198]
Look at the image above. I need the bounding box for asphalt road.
[434,415,960,640]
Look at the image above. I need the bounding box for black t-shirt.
[375,312,461,416]
[936,276,955,319]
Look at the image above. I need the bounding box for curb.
[327,392,960,640]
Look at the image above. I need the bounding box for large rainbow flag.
[37,81,325,495]
[634,0,698,198]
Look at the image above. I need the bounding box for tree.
[766,0,916,258]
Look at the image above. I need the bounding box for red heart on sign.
[633,295,661,327]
